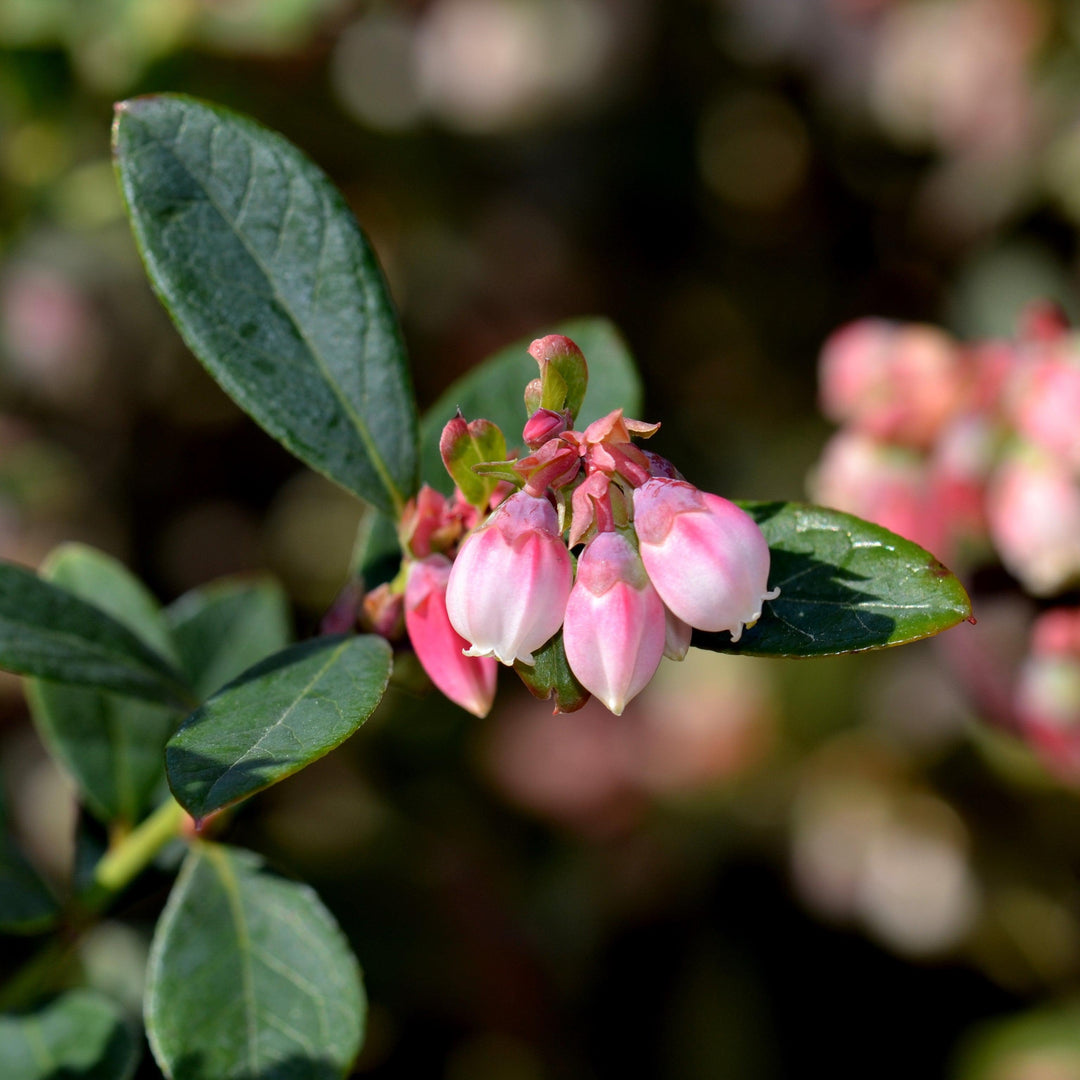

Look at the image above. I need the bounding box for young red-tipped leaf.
[529,335,589,422]
[439,413,508,511]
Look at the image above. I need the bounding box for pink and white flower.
[632,478,778,639]
[446,490,573,665]
[405,555,497,718]
[563,531,666,715]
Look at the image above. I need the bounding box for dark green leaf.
[514,631,590,713]
[166,635,392,818]
[28,545,183,824]
[145,844,364,1080]
[0,836,58,934]
[693,503,972,657]
[0,989,139,1080]
[113,94,418,516]
[0,559,190,707]
[420,316,642,496]
[167,576,292,700]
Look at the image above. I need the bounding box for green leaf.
[0,989,139,1080]
[165,635,392,818]
[438,415,508,512]
[167,576,292,700]
[145,844,364,1080]
[0,559,190,707]
[952,1001,1080,1079]
[0,836,58,934]
[27,545,184,824]
[514,631,590,713]
[420,316,643,496]
[693,503,972,657]
[113,94,418,517]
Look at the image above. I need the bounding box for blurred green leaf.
[952,1000,1080,1079]
[165,635,392,818]
[0,989,139,1080]
[27,545,183,824]
[694,503,972,657]
[166,576,292,700]
[0,836,58,934]
[0,559,190,708]
[420,316,643,496]
[514,631,590,713]
[145,844,364,1080]
[113,94,418,517]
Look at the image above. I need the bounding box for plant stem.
[0,797,187,1010]
[87,796,185,908]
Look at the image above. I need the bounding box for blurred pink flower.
[819,318,967,448]
[987,447,1080,596]
[809,430,942,555]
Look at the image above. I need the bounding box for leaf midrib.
[204,846,260,1077]
[201,638,351,810]
[127,106,406,516]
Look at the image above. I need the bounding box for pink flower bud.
[642,450,684,481]
[446,491,573,665]
[522,408,568,449]
[405,555,497,718]
[359,582,404,639]
[562,531,666,715]
[663,606,692,661]
[632,478,778,639]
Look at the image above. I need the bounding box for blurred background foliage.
[4,0,1080,1076]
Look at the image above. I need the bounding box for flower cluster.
[808,303,1080,778]
[391,334,778,717]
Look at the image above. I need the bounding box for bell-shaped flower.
[446,491,573,665]
[405,555,497,718]
[663,606,692,661]
[632,478,778,639]
[562,530,666,715]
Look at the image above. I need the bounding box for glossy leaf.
[113,94,418,516]
[166,635,392,818]
[420,316,642,496]
[166,576,292,700]
[28,545,183,824]
[514,631,590,713]
[693,502,972,657]
[145,844,364,1080]
[0,989,139,1080]
[0,559,190,707]
[0,836,58,934]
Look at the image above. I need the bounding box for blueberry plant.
[0,96,972,1079]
